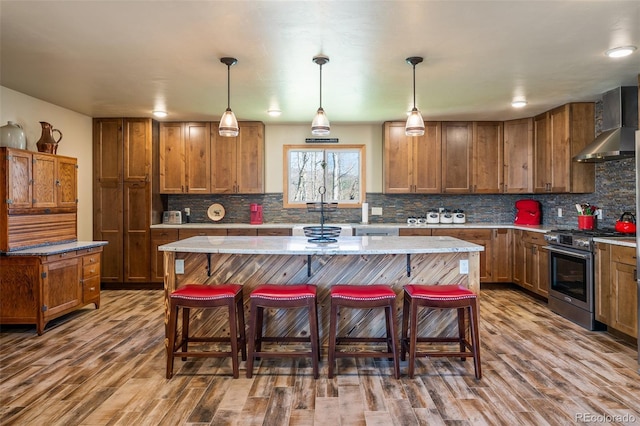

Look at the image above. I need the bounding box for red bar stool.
[166,284,246,379]
[328,284,400,379]
[401,284,481,379]
[246,284,320,379]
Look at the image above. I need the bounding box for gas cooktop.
[546,228,624,237]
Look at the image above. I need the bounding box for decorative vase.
[0,121,27,150]
[36,121,63,154]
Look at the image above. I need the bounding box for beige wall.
[264,123,383,193]
[1,86,385,240]
[1,86,93,240]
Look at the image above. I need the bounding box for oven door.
[546,245,593,313]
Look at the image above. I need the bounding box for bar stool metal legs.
[246,284,320,379]
[328,284,400,379]
[401,284,481,379]
[166,284,246,379]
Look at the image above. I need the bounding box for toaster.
[163,210,183,224]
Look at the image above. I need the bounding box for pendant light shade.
[405,56,425,137]
[311,55,330,136]
[219,57,239,137]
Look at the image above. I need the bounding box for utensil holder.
[577,215,595,230]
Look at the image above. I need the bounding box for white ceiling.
[1,1,639,125]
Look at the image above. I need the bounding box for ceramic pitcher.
[36,121,63,154]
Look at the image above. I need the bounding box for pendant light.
[219,57,239,137]
[405,56,425,137]
[311,55,330,136]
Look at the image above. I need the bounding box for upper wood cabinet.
[441,122,473,193]
[472,121,503,193]
[534,103,595,193]
[211,121,264,194]
[1,148,77,210]
[503,118,533,193]
[383,121,441,194]
[159,122,211,194]
[1,148,78,252]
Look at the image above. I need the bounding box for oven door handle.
[544,246,592,260]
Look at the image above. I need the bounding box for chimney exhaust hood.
[573,86,638,162]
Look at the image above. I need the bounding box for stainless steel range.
[543,229,624,330]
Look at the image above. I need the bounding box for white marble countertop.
[158,235,485,255]
[593,237,637,248]
[1,241,108,256]
[151,222,551,233]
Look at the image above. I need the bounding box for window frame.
[282,144,366,209]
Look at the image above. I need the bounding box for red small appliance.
[514,199,541,225]
[250,203,263,225]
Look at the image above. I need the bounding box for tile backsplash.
[168,156,635,229]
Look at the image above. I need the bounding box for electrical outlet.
[459,259,469,274]
[557,208,563,217]
[175,259,185,274]
[596,209,603,220]
[371,207,383,216]
[439,207,445,213]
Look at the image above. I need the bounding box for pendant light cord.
[412,63,416,109]
[319,63,323,109]
[227,64,231,110]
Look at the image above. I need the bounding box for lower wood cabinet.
[432,228,492,282]
[0,246,103,335]
[151,229,179,283]
[512,230,548,297]
[596,243,637,338]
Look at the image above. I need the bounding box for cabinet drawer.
[83,253,100,267]
[83,276,100,302]
[611,245,637,266]
[152,229,179,239]
[432,228,492,239]
[523,231,546,245]
[257,228,291,236]
[227,228,258,236]
[83,262,100,279]
[45,251,78,262]
[178,229,226,239]
[399,228,432,236]
[78,247,102,256]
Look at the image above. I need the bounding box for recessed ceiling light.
[511,99,527,108]
[267,109,282,117]
[152,110,168,118]
[605,45,637,58]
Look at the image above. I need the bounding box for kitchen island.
[159,235,484,346]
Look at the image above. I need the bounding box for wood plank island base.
[160,236,483,352]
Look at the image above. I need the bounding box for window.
[283,144,365,208]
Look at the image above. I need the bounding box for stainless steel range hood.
[573,86,638,162]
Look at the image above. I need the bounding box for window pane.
[284,145,364,207]
[325,151,360,202]
[288,150,325,202]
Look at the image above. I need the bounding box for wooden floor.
[1,286,639,425]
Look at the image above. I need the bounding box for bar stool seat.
[166,284,246,379]
[328,284,400,379]
[401,284,481,379]
[246,284,320,379]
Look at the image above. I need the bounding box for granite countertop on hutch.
[1,241,108,256]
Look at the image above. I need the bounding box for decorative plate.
[207,203,226,221]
